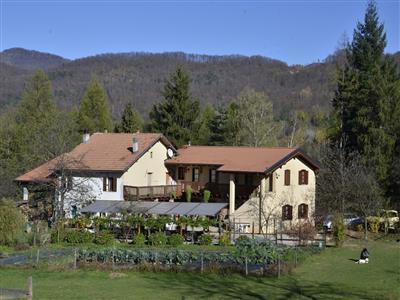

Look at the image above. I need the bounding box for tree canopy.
[75,78,113,134]
[149,67,200,147]
[114,103,143,133]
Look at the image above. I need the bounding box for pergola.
[81,200,227,217]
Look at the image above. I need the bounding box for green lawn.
[1,239,399,300]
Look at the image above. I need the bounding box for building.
[16,134,318,231]
[165,145,319,233]
[16,132,177,218]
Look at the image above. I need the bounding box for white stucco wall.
[122,141,169,186]
[233,156,316,233]
[62,140,169,217]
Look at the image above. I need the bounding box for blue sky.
[1,0,399,65]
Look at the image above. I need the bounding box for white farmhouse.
[16,133,176,218]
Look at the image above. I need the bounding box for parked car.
[323,213,361,231]
[378,210,399,230]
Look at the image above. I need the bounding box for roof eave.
[264,148,320,174]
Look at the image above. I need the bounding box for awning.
[81,200,227,217]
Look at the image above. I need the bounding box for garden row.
[77,238,321,266]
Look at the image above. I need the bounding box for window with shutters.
[282,205,293,221]
[177,167,185,180]
[284,170,290,186]
[192,167,200,182]
[210,169,217,183]
[298,203,308,219]
[103,177,117,192]
[298,170,309,185]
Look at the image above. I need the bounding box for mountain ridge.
[1,48,398,119]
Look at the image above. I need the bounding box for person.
[356,248,369,264]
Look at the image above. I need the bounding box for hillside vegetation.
[0,48,382,118]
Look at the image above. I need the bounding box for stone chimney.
[82,130,90,144]
[132,134,139,153]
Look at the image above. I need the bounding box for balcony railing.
[176,181,257,201]
[124,185,180,201]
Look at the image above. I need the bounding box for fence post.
[252,222,254,239]
[201,252,204,274]
[74,248,77,269]
[277,255,281,278]
[27,276,33,300]
[112,248,115,269]
[245,256,248,276]
[233,217,236,243]
[36,249,40,265]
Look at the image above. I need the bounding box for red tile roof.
[16,133,172,182]
[165,146,317,173]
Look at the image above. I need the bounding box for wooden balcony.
[177,181,258,202]
[124,185,180,201]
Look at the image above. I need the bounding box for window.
[268,173,273,192]
[177,167,185,180]
[282,205,293,221]
[61,176,73,190]
[192,167,200,182]
[298,203,308,219]
[71,205,77,219]
[103,177,117,192]
[284,170,290,186]
[150,151,153,158]
[210,169,217,183]
[298,170,309,185]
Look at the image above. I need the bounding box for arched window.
[298,170,309,185]
[282,205,293,221]
[298,203,309,219]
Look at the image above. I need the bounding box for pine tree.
[114,103,143,133]
[194,104,215,145]
[331,1,400,183]
[76,78,112,133]
[0,71,79,197]
[149,68,199,147]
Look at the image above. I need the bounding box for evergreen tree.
[194,104,215,145]
[331,1,400,184]
[0,71,79,197]
[208,106,228,146]
[76,78,112,133]
[149,68,199,147]
[114,103,143,133]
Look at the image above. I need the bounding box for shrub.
[148,232,167,246]
[64,229,93,244]
[133,233,146,246]
[0,198,25,246]
[199,234,213,245]
[367,217,380,233]
[203,190,211,203]
[185,186,193,202]
[333,215,345,247]
[355,224,364,232]
[168,234,184,247]
[219,233,231,247]
[235,235,250,245]
[94,231,114,245]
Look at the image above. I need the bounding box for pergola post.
[229,174,235,217]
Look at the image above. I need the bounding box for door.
[147,172,153,186]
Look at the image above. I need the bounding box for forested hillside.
[2,48,399,120]
[0,48,355,118]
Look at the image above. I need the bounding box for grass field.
[1,238,399,300]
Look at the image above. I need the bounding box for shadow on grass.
[141,272,379,300]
